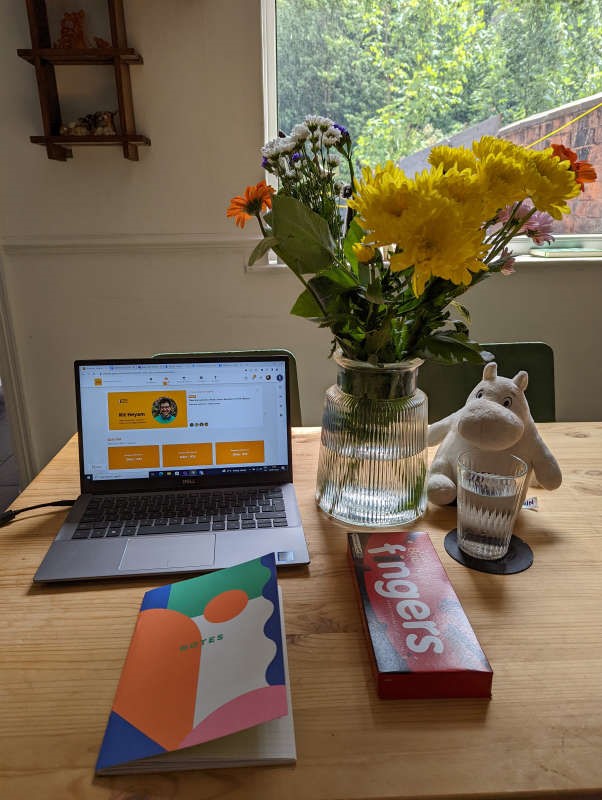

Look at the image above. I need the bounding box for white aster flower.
[304,114,334,132]
[291,123,310,143]
[261,138,282,158]
[322,126,342,147]
[276,136,297,156]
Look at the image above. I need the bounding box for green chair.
[417,342,556,423]
[152,349,303,426]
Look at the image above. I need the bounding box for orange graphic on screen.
[108,445,160,470]
[215,441,264,465]
[162,443,213,468]
[108,391,188,430]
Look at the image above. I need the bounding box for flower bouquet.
[227,116,596,526]
[228,116,595,366]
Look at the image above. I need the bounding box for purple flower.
[522,211,555,245]
[496,200,532,226]
[494,200,555,245]
[498,247,516,276]
[291,152,302,162]
[334,123,349,138]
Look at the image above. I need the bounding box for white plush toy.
[427,362,562,506]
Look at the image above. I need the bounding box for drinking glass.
[456,450,529,560]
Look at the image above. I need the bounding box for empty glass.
[456,450,529,560]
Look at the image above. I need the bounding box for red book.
[348,531,493,699]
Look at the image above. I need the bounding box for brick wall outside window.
[500,93,602,235]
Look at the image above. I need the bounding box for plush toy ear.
[513,370,528,391]
[483,362,497,380]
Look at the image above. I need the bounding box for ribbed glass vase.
[315,350,428,526]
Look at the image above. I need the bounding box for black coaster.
[444,529,533,574]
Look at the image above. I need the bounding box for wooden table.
[1,424,601,800]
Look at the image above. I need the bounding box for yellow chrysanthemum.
[472,135,518,161]
[476,152,529,219]
[428,144,477,174]
[430,165,484,211]
[388,194,489,296]
[523,148,581,219]
[352,241,377,263]
[349,161,411,244]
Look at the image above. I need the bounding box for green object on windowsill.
[529,247,602,258]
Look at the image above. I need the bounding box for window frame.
[261,0,600,264]
[261,0,277,182]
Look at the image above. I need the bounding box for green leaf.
[450,301,471,322]
[290,289,325,319]
[366,280,384,304]
[343,218,365,274]
[248,236,279,266]
[318,267,359,290]
[307,274,350,312]
[420,332,494,365]
[270,195,335,275]
[358,262,372,286]
[365,325,393,355]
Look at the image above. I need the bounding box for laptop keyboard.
[71,487,288,540]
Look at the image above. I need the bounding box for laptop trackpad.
[119,534,216,571]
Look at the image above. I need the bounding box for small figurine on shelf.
[59,114,95,136]
[53,11,110,50]
[54,10,88,48]
[92,111,117,135]
[59,111,118,137]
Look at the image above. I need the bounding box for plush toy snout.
[457,398,525,450]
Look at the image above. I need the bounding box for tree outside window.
[275,0,602,235]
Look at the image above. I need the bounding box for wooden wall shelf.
[20,0,149,161]
[17,48,143,66]
[30,134,151,161]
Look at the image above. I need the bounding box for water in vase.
[315,384,428,526]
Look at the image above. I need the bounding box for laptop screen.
[75,357,292,493]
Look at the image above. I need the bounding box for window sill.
[511,233,602,259]
[516,253,602,265]
[245,235,602,272]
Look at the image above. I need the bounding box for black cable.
[0,499,75,526]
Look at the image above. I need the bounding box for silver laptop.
[34,355,310,582]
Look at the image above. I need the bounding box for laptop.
[34,355,310,582]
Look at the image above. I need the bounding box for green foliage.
[269,195,336,275]
[263,2,601,364]
[265,194,489,364]
[276,0,602,167]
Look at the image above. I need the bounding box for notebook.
[34,355,310,582]
[95,554,296,774]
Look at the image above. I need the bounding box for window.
[267,0,602,238]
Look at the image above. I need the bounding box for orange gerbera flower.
[226,181,275,228]
[551,143,597,192]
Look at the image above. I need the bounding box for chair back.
[152,349,302,426]
[417,342,556,423]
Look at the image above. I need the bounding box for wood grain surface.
[1,424,601,800]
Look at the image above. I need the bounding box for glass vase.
[315,350,428,527]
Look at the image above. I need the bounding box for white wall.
[1,0,601,482]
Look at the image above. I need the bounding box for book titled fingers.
[348,531,492,699]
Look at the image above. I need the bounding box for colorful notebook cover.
[348,531,493,699]
[96,553,290,773]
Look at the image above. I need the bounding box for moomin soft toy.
[426,362,562,506]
